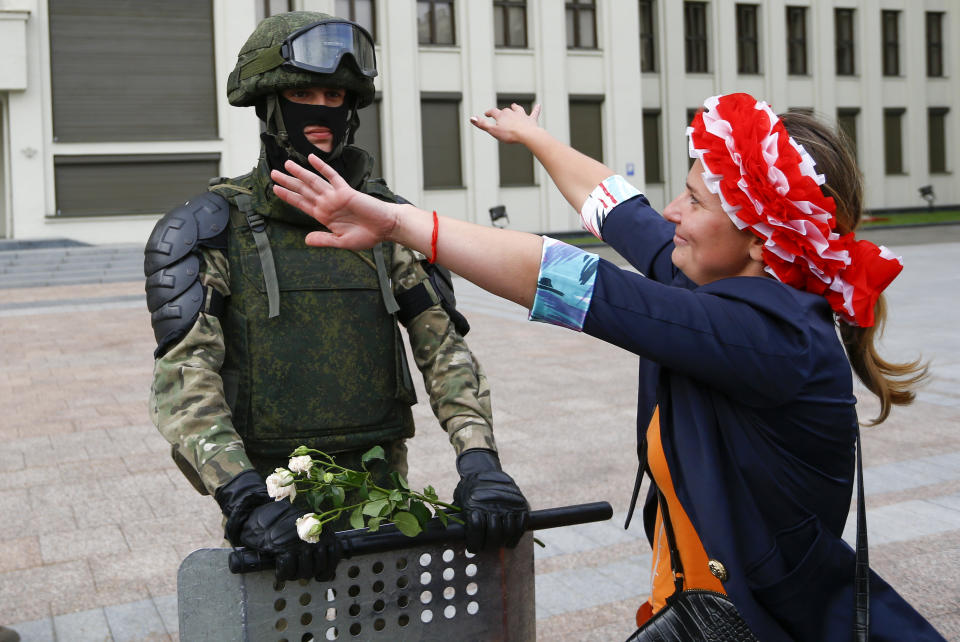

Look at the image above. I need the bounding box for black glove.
[214,470,341,581]
[453,449,530,553]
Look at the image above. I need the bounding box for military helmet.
[227,11,376,109]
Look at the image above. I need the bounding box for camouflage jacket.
[149,155,496,495]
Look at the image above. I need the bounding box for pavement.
[0,224,958,641]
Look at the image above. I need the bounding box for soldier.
[144,12,529,581]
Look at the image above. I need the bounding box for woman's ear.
[748,235,765,264]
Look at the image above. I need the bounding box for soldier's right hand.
[236,500,341,581]
[215,470,341,581]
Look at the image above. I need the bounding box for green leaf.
[383,500,397,516]
[408,500,431,525]
[388,489,403,503]
[307,494,324,513]
[361,445,386,466]
[290,446,311,457]
[330,486,345,507]
[342,470,366,486]
[358,482,369,500]
[363,498,389,517]
[368,517,382,532]
[436,510,448,526]
[350,506,365,530]
[390,471,410,490]
[423,485,438,501]
[392,511,422,537]
[368,489,389,501]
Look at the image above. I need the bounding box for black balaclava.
[260,93,355,178]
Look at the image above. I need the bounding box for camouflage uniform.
[149,151,496,496]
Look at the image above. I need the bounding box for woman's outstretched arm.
[271,156,544,309]
[470,103,613,212]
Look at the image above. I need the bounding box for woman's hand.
[271,156,398,250]
[470,103,543,145]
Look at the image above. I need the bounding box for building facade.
[0,0,957,243]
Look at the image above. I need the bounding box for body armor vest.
[213,155,416,461]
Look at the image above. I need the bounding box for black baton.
[228,500,613,574]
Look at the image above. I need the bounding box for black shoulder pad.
[145,253,200,313]
[151,280,204,354]
[143,192,230,276]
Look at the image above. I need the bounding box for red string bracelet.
[428,210,439,264]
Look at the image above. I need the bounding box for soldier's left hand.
[453,448,530,553]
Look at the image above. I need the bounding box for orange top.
[638,407,725,626]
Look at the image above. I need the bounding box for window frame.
[565,0,598,50]
[926,12,944,78]
[420,93,464,189]
[684,1,709,74]
[736,4,760,75]
[336,0,377,42]
[837,107,860,161]
[786,6,808,76]
[639,0,657,73]
[928,107,949,175]
[835,8,856,76]
[883,107,906,176]
[494,0,528,48]
[496,95,537,186]
[418,0,457,46]
[642,109,663,184]
[882,10,900,77]
[568,95,605,163]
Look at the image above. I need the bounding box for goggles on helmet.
[240,19,377,81]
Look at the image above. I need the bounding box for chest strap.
[235,193,280,318]
[373,243,400,315]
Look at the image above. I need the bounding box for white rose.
[266,468,297,502]
[288,455,314,475]
[296,513,322,543]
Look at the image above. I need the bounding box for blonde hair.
[779,111,928,425]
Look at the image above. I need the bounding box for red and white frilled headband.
[687,93,902,327]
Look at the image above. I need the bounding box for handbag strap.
[854,429,869,641]
[645,430,871,639]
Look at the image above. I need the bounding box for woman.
[271,93,942,641]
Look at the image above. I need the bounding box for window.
[421,95,462,188]
[494,0,527,48]
[48,0,217,143]
[927,12,944,78]
[256,0,290,21]
[736,4,760,75]
[642,110,663,184]
[686,107,700,168]
[336,0,377,42]
[566,0,597,49]
[569,97,604,163]
[54,153,220,217]
[684,2,709,73]
[354,98,383,179]
[929,108,948,174]
[639,0,657,72]
[837,108,859,160]
[882,10,900,77]
[835,8,856,76]
[418,0,456,45]
[786,6,807,76]
[497,96,536,186]
[883,108,905,175]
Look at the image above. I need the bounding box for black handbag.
[624,483,759,642]
[623,432,870,642]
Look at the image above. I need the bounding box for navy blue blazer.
[582,194,944,642]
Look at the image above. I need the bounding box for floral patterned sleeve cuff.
[579,175,643,240]
[529,237,599,331]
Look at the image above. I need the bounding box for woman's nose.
[662,196,682,223]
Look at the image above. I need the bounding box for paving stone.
[39,525,129,564]
[0,536,41,573]
[5,617,55,642]
[52,607,111,641]
[151,594,179,636]
[104,598,168,642]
